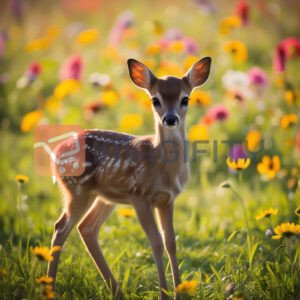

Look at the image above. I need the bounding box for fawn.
[47,57,211,299]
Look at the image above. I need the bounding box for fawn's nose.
[163,115,179,127]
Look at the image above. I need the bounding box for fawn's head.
[127,57,211,128]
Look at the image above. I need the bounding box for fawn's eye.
[181,96,189,107]
[152,97,161,108]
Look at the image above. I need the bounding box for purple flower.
[182,37,198,55]
[229,144,247,160]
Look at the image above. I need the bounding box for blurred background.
[0,0,300,299]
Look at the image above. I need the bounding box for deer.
[47,56,211,299]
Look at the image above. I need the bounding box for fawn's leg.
[47,194,92,287]
[156,202,181,296]
[77,198,119,296]
[132,199,168,300]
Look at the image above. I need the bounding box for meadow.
[0,0,300,299]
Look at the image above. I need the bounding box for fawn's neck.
[153,115,187,164]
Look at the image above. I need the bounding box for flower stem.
[230,185,252,268]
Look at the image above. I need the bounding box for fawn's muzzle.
[163,115,179,127]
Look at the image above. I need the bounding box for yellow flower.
[54,79,80,100]
[224,40,248,63]
[118,208,135,218]
[272,222,300,240]
[220,16,241,35]
[169,40,185,53]
[246,130,261,152]
[156,62,183,77]
[226,157,250,171]
[119,114,143,132]
[43,285,55,299]
[145,43,162,55]
[44,96,61,112]
[76,28,99,45]
[280,113,298,129]
[20,110,43,133]
[175,280,198,296]
[32,246,61,262]
[183,55,199,71]
[284,89,300,105]
[189,90,211,106]
[15,174,29,184]
[45,25,60,40]
[25,37,50,52]
[188,124,208,142]
[36,276,54,284]
[102,90,118,107]
[295,206,300,216]
[255,208,278,220]
[257,155,280,179]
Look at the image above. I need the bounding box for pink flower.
[236,0,250,25]
[273,37,300,72]
[59,54,83,81]
[205,104,229,122]
[108,11,134,46]
[248,67,268,87]
[182,37,198,55]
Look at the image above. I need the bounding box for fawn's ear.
[183,57,211,90]
[127,59,157,90]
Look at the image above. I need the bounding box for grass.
[0,0,300,299]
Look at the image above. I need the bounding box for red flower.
[59,54,83,81]
[236,0,250,25]
[273,37,300,72]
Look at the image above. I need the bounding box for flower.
[219,16,241,35]
[76,28,99,45]
[204,104,229,123]
[43,285,55,299]
[36,276,54,284]
[175,280,198,296]
[102,90,119,107]
[119,114,143,132]
[284,89,300,105]
[272,222,300,239]
[227,157,250,171]
[224,40,248,63]
[255,208,278,220]
[25,37,50,52]
[222,70,250,99]
[59,55,83,81]
[248,67,268,87]
[26,62,42,80]
[246,130,261,152]
[235,0,250,25]
[89,73,111,88]
[32,246,61,262]
[182,37,198,55]
[183,55,199,71]
[280,114,298,129]
[188,124,208,142]
[189,90,211,106]
[273,37,300,72]
[20,110,43,133]
[54,79,80,100]
[227,144,250,171]
[118,208,135,218]
[15,174,29,184]
[169,40,185,53]
[257,155,281,179]
[295,206,300,216]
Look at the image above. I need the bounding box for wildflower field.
[1,0,300,299]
